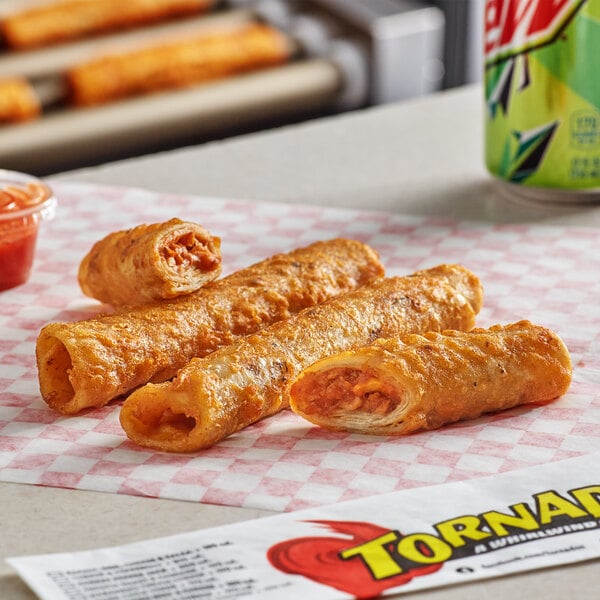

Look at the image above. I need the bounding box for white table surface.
[3,84,600,599]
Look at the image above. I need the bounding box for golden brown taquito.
[37,238,384,415]
[66,22,291,106]
[78,218,221,306]
[1,0,213,49]
[119,264,483,452]
[289,321,572,435]
[0,78,40,123]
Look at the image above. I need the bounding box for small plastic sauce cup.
[0,170,56,291]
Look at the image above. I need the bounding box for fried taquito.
[37,238,384,415]
[1,0,213,49]
[0,78,40,123]
[289,321,572,435]
[66,22,291,106]
[119,264,483,452]
[78,218,221,306]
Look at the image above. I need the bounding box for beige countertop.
[3,84,600,599]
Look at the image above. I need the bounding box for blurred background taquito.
[0,16,293,113]
[66,22,292,106]
[0,77,41,123]
[0,0,215,49]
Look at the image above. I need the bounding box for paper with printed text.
[9,452,600,599]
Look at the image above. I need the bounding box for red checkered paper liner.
[1,182,599,512]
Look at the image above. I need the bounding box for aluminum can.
[484,0,600,202]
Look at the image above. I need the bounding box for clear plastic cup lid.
[0,169,57,223]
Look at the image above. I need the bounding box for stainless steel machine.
[0,0,480,174]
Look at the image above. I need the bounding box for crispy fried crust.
[1,0,213,49]
[66,23,291,106]
[119,264,483,452]
[37,238,384,415]
[78,218,222,305]
[0,78,40,123]
[289,321,572,435]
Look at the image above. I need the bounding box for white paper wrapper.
[8,452,600,599]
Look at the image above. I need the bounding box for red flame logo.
[485,0,586,60]
[267,520,442,599]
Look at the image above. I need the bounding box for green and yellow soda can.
[485,0,600,202]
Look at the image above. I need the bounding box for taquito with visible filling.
[37,238,384,415]
[289,321,572,435]
[1,0,213,49]
[119,264,483,452]
[0,78,40,123]
[78,218,221,305]
[66,22,291,106]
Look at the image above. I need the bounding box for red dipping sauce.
[0,170,56,291]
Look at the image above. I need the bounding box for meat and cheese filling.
[294,366,405,418]
[158,226,221,295]
[289,321,573,436]
[162,231,218,272]
[125,392,198,446]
